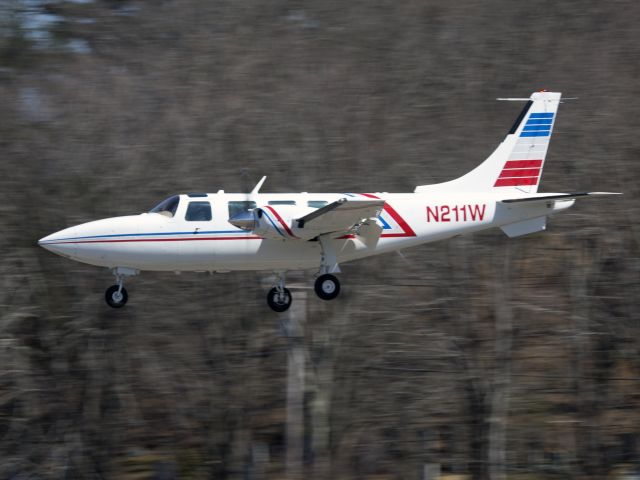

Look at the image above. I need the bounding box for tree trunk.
[285,291,306,480]
[489,244,513,480]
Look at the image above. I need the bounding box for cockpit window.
[150,195,180,218]
[185,201,212,221]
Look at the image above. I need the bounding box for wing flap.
[296,198,385,238]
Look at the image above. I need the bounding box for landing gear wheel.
[105,285,128,308]
[314,274,340,300]
[267,287,292,312]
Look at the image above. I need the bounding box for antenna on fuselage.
[251,176,267,194]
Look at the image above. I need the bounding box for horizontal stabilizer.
[501,192,621,204]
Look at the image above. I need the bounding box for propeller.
[240,168,251,197]
[228,174,267,230]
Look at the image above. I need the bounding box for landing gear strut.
[314,274,340,300]
[267,272,292,312]
[105,267,138,308]
[315,235,341,301]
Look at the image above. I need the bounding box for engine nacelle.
[253,205,310,240]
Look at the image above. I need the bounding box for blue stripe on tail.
[529,112,554,119]
[521,131,550,137]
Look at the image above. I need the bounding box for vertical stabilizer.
[415,91,562,194]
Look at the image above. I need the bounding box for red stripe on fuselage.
[264,206,297,238]
[43,236,263,245]
[360,193,416,237]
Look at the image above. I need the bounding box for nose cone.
[39,215,144,267]
[38,227,79,258]
[229,211,256,230]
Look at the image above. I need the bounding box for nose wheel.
[105,284,128,308]
[314,274,340,300]
[104,267,138,308]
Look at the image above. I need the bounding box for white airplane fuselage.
[38,191,573,272]
[37,91,617,311]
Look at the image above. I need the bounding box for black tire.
[314,274,340,300]
[105,285,128,308]
[267,287,292,312]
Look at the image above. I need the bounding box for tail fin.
[415,91,562,194]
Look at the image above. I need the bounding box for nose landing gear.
[105,267,138,308]
[105,284,128,308]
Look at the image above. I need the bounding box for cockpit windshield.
[149,195,180,217]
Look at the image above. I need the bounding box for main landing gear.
[314,274,340,300]
[266,238,344,312]
[105,267,138,308]
[266,272,342,312]
[267,272,292,312]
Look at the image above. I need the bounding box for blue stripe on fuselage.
[260,211,286,237]
[42,229,250,243]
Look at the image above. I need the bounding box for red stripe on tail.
[498,168,541,178]
[504,159,543,169]
[494,177,538,187]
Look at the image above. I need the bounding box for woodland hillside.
[1,1,639,479]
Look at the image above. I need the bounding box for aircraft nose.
[39,215,144,266]
[38,232,60,245]
[38,228,78,258]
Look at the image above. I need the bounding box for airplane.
[38,91,619,312]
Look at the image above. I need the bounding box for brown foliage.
[0,0,639,478]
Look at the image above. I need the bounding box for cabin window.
[308,200,328,209]
[185,201,212,221]
[268,200,296,206]
[228,201,256,218]
[149,195,180,218]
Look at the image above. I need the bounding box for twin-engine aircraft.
[39,91,618,311]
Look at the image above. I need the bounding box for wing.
[296,197,385,239]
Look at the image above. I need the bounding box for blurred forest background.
[1,0,639,479]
